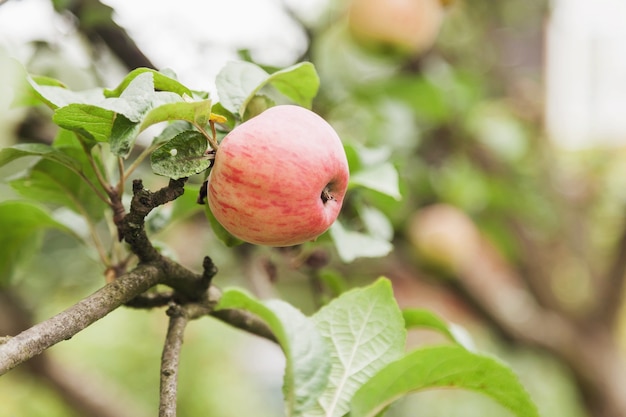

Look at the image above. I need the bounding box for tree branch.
[441,238,626,417]
[0,263,162,376]
[60,0,156,71]
[592,213,626,327]
[159,304,189,417]
[0,177,278,380]
[0,290,150,417]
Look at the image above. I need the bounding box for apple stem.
[195,121,220,152]
[321,186,334,204]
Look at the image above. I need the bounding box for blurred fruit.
[347,0,445,55]
[407,204,481,273]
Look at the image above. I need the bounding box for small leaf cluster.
[1,58,403,274]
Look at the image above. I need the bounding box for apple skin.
[347,0,445,55]
[207,105,349,247]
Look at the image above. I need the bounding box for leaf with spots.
[150,130,212,179]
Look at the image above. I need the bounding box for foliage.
[0,48,540,416]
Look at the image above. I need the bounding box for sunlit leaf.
[329,221,393,263]
[359,205,394,241]
[140,99,213,130]
[216,61,270,117]
[0,143,83,173]
[350,345,540,417]
[216,61,319,118]
[215,288,331,416]
[104,67,192,98]
[10,152,108,222]
[307,278,405,417]
[0,201,73,284]
[403,309,475,350]
[350,163,402,201]
[26,74,104,109]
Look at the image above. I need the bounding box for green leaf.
[0,201,73,284]
[10,154,108,222]
[152,121,194,146]
[350,163,402,201]
[267,62,319,109]
[104,68,192,98]
[329,221,393,263]
[216,61,269,117]
[0,143,83,173]
[109,114,141,156]
[350,345,540,417]
[308,278,406,417]
[215,288,331,416]
[140,98,213,130]
[53,104,114,143]
[51,72,184,157]
[216,61,319,118]
[26,74,104,109]
[403,309,474,349]
[150,131,212,179]
[359,205,394,241]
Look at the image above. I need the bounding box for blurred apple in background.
[347,0,446,56]
[407,204,481,273]
[208,105,350,247]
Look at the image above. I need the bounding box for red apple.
[207,105,349,246]
[347,0,446,55]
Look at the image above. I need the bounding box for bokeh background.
[2,0,626,416]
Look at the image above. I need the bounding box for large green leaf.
[350,345,540,417]
[0,201,73,284]
[216,61,319,118]
[214,289,331,416]
[150,130,212,179]
[307,278,406,417]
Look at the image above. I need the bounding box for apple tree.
[6,0,622,416]
[0,41,541,417]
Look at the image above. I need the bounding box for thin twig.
[195,123,219,152]
[116,156,125,195]
[159,304,189,417]
[123,143,159,181]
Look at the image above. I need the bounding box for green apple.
[208,105,349,246]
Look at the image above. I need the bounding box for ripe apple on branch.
[206,105,350,247]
